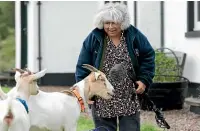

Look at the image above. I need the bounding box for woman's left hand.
[135,81,146,94]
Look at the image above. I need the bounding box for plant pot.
[185,83,200,115]
[141,77,189,111]
[190,105,200,115]
[187,83,200,98]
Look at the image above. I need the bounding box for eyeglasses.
[104,22,119,28]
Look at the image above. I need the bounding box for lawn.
[77,115,161,131]
[2,87,161,131]
[2,86,10,93]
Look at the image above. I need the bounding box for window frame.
[194,1,200,31]
[185,1,200,38]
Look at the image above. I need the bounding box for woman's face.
[104,21,122,38]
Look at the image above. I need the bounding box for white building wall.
[165,1,200,83]
[16,1,200,84]
[127,1,134,25]
[26,1,135,73]
[27,1,39,72]
[137,1,161,49]
[26,1,100,73]
[40,1,100,73]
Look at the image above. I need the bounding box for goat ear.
[14,71,21,82]
[12,68,25,74]
[0,85,8,100]
[30,69,47,81]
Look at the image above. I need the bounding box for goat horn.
[12,68,25,74]
[25,68,32,75]
[30,69,47,81]
[25,68,37,74]
[82,64,99,72]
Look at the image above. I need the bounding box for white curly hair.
[94,2,130,30]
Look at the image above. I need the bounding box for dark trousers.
[91,105,140,131]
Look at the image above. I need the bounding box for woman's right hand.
[87,100,94,104]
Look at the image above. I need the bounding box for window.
[185,1,200,38]
[194,1,200,31]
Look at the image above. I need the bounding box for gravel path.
[141,103,200,131]
[41,86,200,131]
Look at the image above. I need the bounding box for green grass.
[78,115,161,131]
[2,87,11,93]
[141,123,162,131]
[77,116,94,131]
[2,87,161,131]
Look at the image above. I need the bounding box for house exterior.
[15,1,200,88]
[164,1,200,91]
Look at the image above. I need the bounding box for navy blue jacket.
[75,25,155,88]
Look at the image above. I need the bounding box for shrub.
[0,28,15,72]
[153,49,181,82]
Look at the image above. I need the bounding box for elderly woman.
[75,2,155,131]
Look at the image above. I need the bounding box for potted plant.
[142,48,189,111]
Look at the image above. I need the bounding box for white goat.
[0,85,30,131]
[2,64,114,131]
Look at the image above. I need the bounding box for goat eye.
[101,77,105,81]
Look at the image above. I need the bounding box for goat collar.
[16,98,29,113]
[71,88,85,112]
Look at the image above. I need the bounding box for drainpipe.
[37,1,42,85]
[37,1,42,71]
[134,1,137,27]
